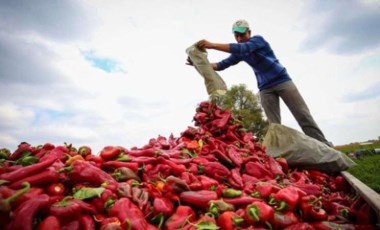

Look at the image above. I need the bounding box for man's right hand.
[186,56,193,66]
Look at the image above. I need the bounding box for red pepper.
[78,145,92,157]
[37,216,61,230]
[273,186,302,211]
[49,196,83,221]
[142,163,171,182]
[180,190,218,209]
[33,144,54,159]
[46,182,65,196]
[100,146,122,160]
[193,111,209,125]
[226,146,243,167]
[311,221,377,230]
[0,182,30,213]
[181,172,201,190]
[43,145,70,162]
[300,195,327,221]
[323,201,354,220]
[9,166,60,189]
[79,214,96,230]
[164,205,196,230]
[203,161,230,181]
[252,182,281,199]
[333,175,351,193]
[124,156,154,164]
[276,157,289,174]
[227,168,244,189]
[244,161,274,180]
[8,142,33,161]
[84,154,104,168]
[242,174,260,185]
[0,163,22,174]
[12,187,44,208]
[212,149,234,167]
[267,156,285,177]
[223,195,261,208]
[99,217,121,230]
[153,196,174,217]
[61,219,81,230]
[307,170,329,184]
[102,161,139,172]
[126,148,160,157]
[211,109,231,129]
[225,127,245,146]
[291,182,322,196]
[183,214,218,230]
[273,211,299,229]
[244,201,274,225]
[91,188,117,213]
[7,194,51,230]
[208,199,235,217]
[288,170,310,184]
[350,196,365,210]
[67,160,119,191]
[198,175,219,190]
[131,186,149,211]
[355,202,377,224]
[65,154,85,166]
[217,211,244,230]
[108,197,150,230]
[283,222,314,230]
[112,167,139,182]
[157,156,186,176]
[151,197,175,228]
[71,198,97,214]
[0,154,57,183]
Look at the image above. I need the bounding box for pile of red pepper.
[0,101,378,230]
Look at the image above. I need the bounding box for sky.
[0,0,379,153]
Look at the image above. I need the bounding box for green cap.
[232,19,249,33]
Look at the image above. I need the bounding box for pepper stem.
[275,200,288,211]
[233,216,244,226]
[265,221,273,230]
[5,182,31,203]
[248,205,260,222]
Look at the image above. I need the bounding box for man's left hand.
[197,39,214,49]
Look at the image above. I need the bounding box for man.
[189,19,332,147]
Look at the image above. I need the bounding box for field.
[335,140,380,193]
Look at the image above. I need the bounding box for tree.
[220,84,269,140]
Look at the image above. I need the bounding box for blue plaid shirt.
[216,35,291,90]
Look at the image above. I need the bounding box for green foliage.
[348,154,380,193]
[219,84,268,140]
[336,140,380,193]
[335,140,380,154]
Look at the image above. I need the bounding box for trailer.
[342,171,380,224]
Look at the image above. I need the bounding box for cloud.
[342,81,380,102]
[0,0,97,42]
[0,33,64,85]
[299,0,380,55]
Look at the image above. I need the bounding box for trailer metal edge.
[341,171,380,223]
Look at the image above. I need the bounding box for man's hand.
[197,39,214,49]
[186,56,193,66]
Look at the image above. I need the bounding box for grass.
[346,154,380,193]
[335,140,380,193]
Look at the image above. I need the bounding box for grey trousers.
[260,80,332,146]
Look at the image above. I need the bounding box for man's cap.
[232,19,249,33]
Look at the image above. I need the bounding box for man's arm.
[197,39,230,53]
